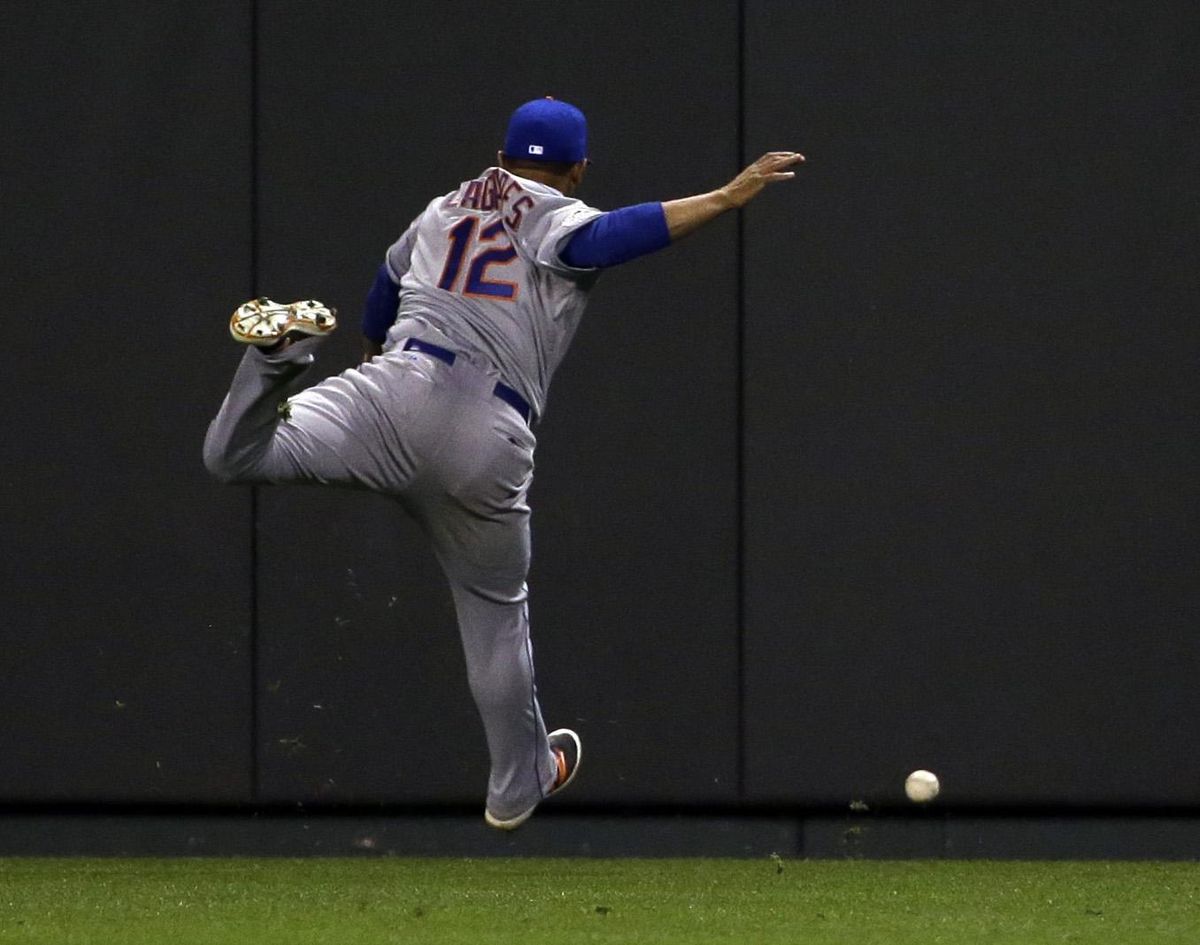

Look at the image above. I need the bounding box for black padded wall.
[2,0,1195,813]
[742,2,1199,805]
[0,3,255,801]
[251,0,741,805]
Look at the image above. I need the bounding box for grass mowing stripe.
[0,858,1197,944]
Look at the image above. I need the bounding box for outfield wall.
[1,1,1195,816]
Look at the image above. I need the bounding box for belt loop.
[403,337,456,366]
[493,381,533,424]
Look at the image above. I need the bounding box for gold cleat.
[229,298,338,346]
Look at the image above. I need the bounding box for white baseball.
[905,769,940,803]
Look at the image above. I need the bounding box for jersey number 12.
[437,218,518,300]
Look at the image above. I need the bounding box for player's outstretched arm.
[663,151,804,241]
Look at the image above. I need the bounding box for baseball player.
[204,98,802,829]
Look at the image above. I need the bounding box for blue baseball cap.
[503,97,588,164]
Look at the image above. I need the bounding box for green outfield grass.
[0,857,1196,944]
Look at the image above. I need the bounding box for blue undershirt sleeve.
[361,263,401,343]
[559,202,670,269]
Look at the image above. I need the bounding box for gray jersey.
[383,167,603,418]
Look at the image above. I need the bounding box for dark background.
[1,0,1195,817]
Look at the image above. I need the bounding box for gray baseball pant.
[202,329,557,820]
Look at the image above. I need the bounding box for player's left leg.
[202,338,328,484]
[203,299,418,491]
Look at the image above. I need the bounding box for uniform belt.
[402,338,534,424]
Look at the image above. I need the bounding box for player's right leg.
[413,391,580,828]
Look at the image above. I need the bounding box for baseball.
[905,769,940,803]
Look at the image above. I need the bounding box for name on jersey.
[453,169,535,230]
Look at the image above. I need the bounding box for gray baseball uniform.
[203,167,603,819]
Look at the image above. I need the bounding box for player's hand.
[719,152,805,209]
[662,151,805,241]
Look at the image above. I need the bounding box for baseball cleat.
[229,298,337,346]
[484,728,581,831]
